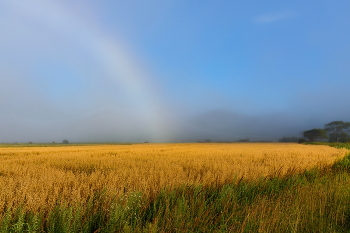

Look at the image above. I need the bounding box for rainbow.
[4,0,171,141]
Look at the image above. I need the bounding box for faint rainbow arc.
[6,0,169,141]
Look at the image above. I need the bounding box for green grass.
[1,145,350,232]
[305,142,350,150]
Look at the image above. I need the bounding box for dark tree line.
[324,121,350,142]
[302,121,350,142]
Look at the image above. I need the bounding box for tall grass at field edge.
[2,152,350,232]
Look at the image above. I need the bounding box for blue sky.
[96,0,350,115]
[0,0,350,142]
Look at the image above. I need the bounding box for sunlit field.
[0,143,346,211]
[0,143,349,232]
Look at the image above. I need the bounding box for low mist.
[1,1,350,143]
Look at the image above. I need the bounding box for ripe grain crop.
[0,143,346,213]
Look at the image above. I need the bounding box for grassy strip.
[305,142,350,150]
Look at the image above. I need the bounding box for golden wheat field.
[0,143,347,212]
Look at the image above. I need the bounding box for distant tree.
[298,138,306,144]
[336,132,350,143]
[303,129,328,142]
[62,140,69,144]
[279,137,299,142]
[28,142,33,144]
[52,141,55,144]
[324,121,350,142]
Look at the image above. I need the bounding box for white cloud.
[254,11,297,24]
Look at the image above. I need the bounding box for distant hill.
[175,110,312,142]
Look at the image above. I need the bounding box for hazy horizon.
[1,1,350,143]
